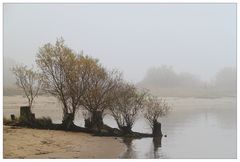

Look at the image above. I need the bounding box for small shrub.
[3,116,21,125]
[35,117,53,128]
[19,115,28,124]
[3,116,12,125]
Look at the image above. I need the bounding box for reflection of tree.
[153,137,162,158]
[121,138,136,158]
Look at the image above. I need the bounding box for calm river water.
[3,96,237,158]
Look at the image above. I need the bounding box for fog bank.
[137,65,236,97]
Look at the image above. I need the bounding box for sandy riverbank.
[3,126,126,159]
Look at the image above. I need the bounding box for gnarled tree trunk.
[152,120,162,137]
[84,111,103,132]
[20,106,35,124]
[62,113,75,130]
[11,114,16,121]
[119,125,132,134]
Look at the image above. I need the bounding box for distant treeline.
[137,65,236,97]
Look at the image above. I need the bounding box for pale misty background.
[3,4,236,97]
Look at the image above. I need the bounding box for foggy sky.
[4,4,236,83]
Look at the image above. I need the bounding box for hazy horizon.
[4,4,236,83]
[3,4,237,159]
[3,55,236,97]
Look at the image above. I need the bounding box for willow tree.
[110,83,146,134]
[36,38,99,128]
[12,64,43,112]
[82,68,122,131]
[144,96,170,136]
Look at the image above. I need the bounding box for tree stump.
[84,118,92,129]
[92,111,103,131]
[152,120,162,137]
[20,106,35,123]
[84,111,103,132]
[10,114,15,121]
[62,113,74,130]
[119,125,132,134]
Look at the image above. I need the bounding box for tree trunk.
[20,106,35,124]
[152,120,162,137]
[62,113,74,130]
[10,114,15,121]
[84,118,92,129]
[119,125,132,134]
[84,111,103,132]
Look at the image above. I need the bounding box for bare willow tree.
[36,38,98,128]
[62,55,100,127]
[82,68,122,131]
[110,83,146,134]
[36,38,74,126]
[12,65,43,112]
[144,96,170,136]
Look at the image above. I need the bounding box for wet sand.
[3,126,126,159]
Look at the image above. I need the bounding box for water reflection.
[3,96,237,158]
[121,138,135,158]
[152,137,162,159]
[153,137,162,153]
[118,97,236,158]
[121,137,163,159]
